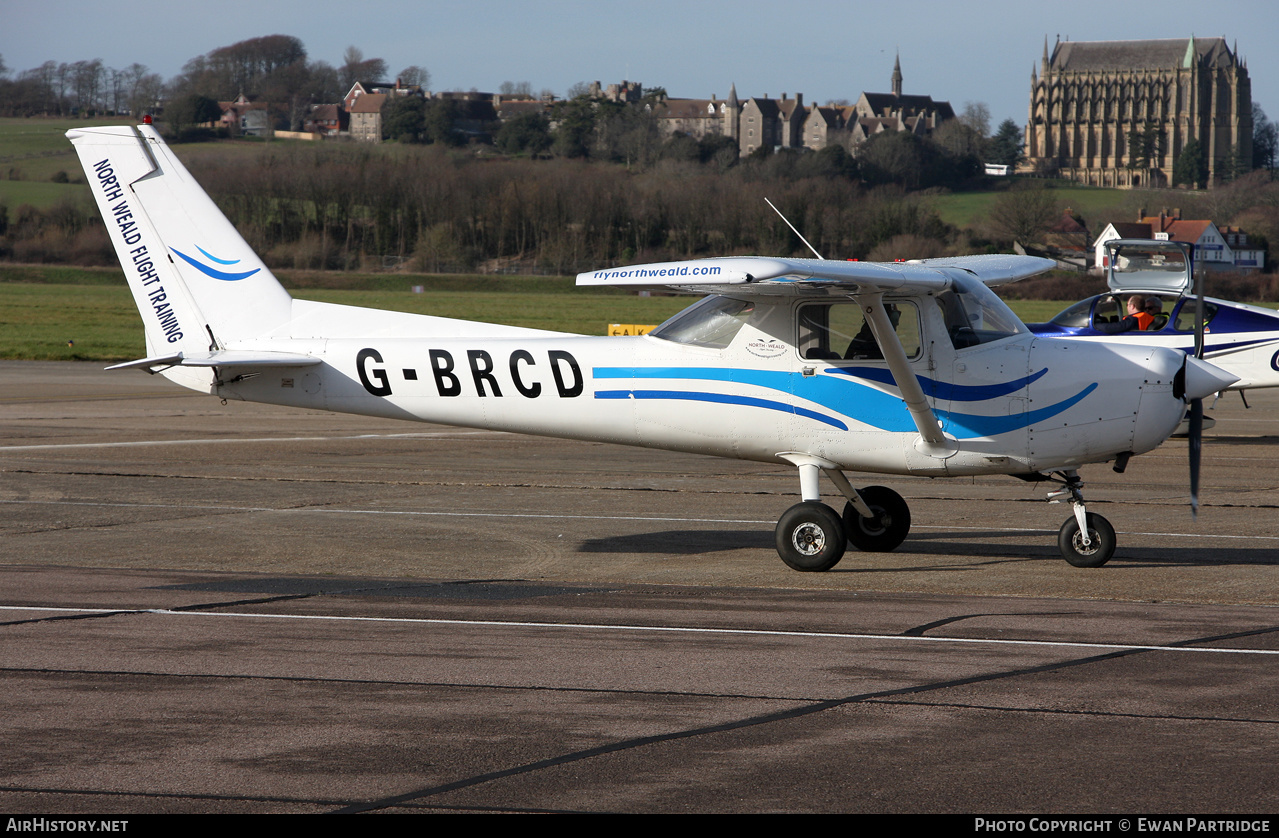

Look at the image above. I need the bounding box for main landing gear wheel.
[1058,513,1116,568]
[842,486,911,552]
[775,501,846,572]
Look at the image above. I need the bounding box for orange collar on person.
[1134,311,1155,330]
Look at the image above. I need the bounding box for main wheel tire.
[842,486,911,552]
[775,501,846,572]
[1058,513,1116,568]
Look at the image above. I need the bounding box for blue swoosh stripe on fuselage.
[938,383,1097,436]
[825,366,1049,400]
[593,367,1094,438]
[595,389,848,430]
[171,247,261,281]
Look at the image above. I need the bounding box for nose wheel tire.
[776,501,846,571]
[842,486,911,552]
[1058,513,1116,568]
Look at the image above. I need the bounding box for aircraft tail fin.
[66,124,293,358]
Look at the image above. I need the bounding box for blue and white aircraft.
[67,124,1235,570]
[1028,239,1279,394]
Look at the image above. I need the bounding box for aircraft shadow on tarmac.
[577,529,775,555]
[1199,433,1279,447]
[576,528,1279,568]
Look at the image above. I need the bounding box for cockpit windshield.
[649,296,755,348]
[935,275,1026,349]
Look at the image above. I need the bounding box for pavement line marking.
[0,431,508,452]
[3,604,1276,656]
[4,498,1279,540]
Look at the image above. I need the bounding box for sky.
[3,0,1276,127]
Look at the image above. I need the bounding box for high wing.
[578,252,1048,455]
[579,253,1054,458]
[575,254,1054,296]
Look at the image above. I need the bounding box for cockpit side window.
[797,301,921,361]
[1173,300,1219,333]
[1049,298,1094,328]
[1092,295,1123,327]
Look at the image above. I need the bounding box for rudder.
[67,124,293,356]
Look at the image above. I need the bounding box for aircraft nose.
[1129,347,1233,455]
[1178,355,1239,402]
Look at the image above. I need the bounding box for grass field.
[0,269,1075,362]
[0,272,697,361]
[0,117,134,190]
[0,116,281,208]
[928,182,1144,230]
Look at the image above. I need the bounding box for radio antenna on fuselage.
[765,197,824,260]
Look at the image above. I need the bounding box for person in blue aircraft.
[1100,294,1160,333]
[1143,296,1167,330]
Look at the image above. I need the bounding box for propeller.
[1188,262,1206,518]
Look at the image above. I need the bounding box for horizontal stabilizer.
[106,350,322,372]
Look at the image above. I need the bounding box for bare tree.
[71,59,104,114]
[959,101,991,138]
[987,185,1060,247]
[398,65,430,89]
[341,46,387,90]
[499,80,533,98]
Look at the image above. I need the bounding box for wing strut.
[859,292,956,458]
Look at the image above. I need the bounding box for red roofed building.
[1093,208,1266,272]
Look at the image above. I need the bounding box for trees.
[498,80,533,98]
[1173,139,1208,188]
[422,98,462,145]
[495,111,551,155]
[959,102,991,139]
[340,46,388,90]
[164,94,222,138]
[987,184,1059,247]
[1126,123,1166,178]
[1254,104,1277,175]
[398,66,430,89]
[121,63,163,118]
[858,132,930,189]
[383,96,425,142]
[988,119,1024,170]
[549,95,600,158]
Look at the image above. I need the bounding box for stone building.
[651,58,952,157]
[1025,36,1252,188]
[799,56,954,154]
[652,85,811,157]
[348,92,387,143]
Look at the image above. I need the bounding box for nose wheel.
[1058,513,1116,568]
[1048,470,1116,568]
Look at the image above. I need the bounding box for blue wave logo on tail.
[170,245,260,282]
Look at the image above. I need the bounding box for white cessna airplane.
[67,123,1235,570]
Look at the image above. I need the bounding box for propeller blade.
[1189,255,1204,519]
[1188,398,1203,519]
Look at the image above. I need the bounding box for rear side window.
[797,301,921,361]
